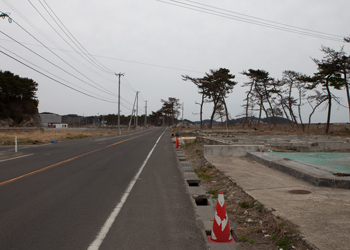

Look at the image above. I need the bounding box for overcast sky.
[1,0,349,123]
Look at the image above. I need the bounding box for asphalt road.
[0,128,207,250]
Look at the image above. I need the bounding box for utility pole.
[135,91,139,129]
[128,91,138,130]
[144,101,147,127]
[115,73,124,135]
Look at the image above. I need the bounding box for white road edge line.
[0,154,33,163]
[87,130,165,250]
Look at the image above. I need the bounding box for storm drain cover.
[288,190,311,194]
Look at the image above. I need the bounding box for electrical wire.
[0,5,134,113]
[10,15,117,96]
[42,0,115,74]
[0,45,116,101]
[26,1,113,81]
[34,0,114,74]
[3,0,114,76]
[185,0,343,39]
[122,76,137,93]
[1,3,117,94]
[99,54,204,73]
[0,30,117,98]
[0,36,204,74]
[0,49,117,103]
[157,0,345,42]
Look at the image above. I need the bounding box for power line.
[42,0,114,74]
[1,5,117,94]
[0,36,205,74]
[28,0,112,76]
[4,0,112,75]
[157,0,345,42]
[0,45,116,101]
[36,0,114,74]
[122,76,137,93]
[101,54,205,73]
[10,15,117,96]
[0,30,117,98]
[0,49,117,103]
[185,0,343,39]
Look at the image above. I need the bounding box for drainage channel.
[174,145,240,249]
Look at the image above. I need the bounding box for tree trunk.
[262,104,270,124]
[258,99,263,127]
[287,86,298,127]
[200,94,204,129]
[325,78,332,134]
[222,98,230,129]
[264,88,276,127]
[297,88,305,133]
[343,69,350,122]
[244,84,254,127]
[281,103,292,126]
[308,100,325,128]
[209,106,216,129]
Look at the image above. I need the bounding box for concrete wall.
[40,113,62,127]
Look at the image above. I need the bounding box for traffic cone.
[208,192,235,243]
[176,136,179,149]
[171,130,174,137]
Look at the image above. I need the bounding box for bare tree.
[306,90,328,127]
[311,50,343,134]
[203,68,237,129]
[160,97,181,126]
[320,46,350,122]
[280,71,301,126]
[182,75,210,129]
[240,70,255,127]
[241,69,274,127]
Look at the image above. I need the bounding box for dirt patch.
[181,140,316,250]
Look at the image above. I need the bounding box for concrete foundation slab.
[205,155,350,250]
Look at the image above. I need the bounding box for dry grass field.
[0,129,118,145]
[1,123,349,146]
[178,123,350,137]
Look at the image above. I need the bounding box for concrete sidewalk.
[205,155,350,250]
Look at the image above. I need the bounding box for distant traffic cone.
[176,136,179,149]
[171,130,174,137]
[208,192,235,243]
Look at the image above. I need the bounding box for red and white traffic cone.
[176,136,179,149]
[208,192,235,243]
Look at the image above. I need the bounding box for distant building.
[40,113,62,127]
[48,123,68,129]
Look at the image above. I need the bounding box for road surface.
[0,128,207,250]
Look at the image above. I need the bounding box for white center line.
[87,131,165,250]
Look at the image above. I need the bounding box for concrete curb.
[173,144,242,249]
